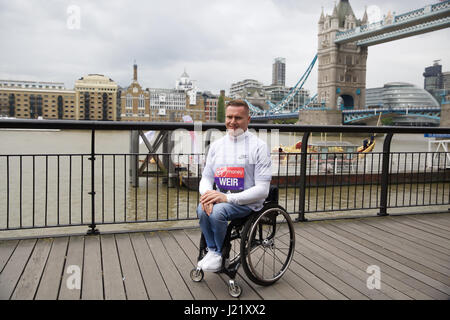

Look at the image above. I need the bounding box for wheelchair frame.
[190,187,296,298]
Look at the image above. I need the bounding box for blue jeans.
[197,202,253,254]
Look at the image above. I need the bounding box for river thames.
[0,128,447,237]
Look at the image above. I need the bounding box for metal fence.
[1,119,449,235]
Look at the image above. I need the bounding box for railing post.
[130,130,139,188]
[87,129,99,235]
[296,131,310,222]
[378,132,393,216]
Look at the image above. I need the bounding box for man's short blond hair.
[226,99,249,115]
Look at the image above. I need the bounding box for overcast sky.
[0,0,449,95]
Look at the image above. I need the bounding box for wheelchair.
[189,186,296,298]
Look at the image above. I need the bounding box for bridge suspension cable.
[294,93,318,112]
[249,54,318,117]
[269,54,318,114]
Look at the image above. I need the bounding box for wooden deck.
[1,213,449,300]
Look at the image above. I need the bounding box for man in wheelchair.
[196,99,272,272]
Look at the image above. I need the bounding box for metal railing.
[1,119,449,235]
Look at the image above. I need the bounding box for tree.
[217,95,225,123]
[381,117,393,126]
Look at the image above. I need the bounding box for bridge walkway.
[0,212,449,300]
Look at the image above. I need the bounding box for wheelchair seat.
[190,186,296,298]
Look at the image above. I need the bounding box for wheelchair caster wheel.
[190,268,204,282]
[228,280,242,298]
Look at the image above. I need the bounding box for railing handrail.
[1,119,450,134]
[1,119,450,235]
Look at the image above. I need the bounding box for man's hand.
[202,203,214,216]
[200,190,227,216]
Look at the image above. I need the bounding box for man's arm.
[225,180,270,205]
[199,144,216,214]
[199,176,214,195]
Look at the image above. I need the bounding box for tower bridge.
[249,0,450,126]
[334,1,450,46]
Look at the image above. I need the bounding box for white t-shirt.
[200,130,272,211]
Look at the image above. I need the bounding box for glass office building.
[365,82,439,109]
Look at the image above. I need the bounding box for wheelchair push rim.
[241,207,295,286]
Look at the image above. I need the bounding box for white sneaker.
[202,252,223,272]
[197,250,214,269]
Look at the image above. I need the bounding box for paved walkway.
[1,213,449,300]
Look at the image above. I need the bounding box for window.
[138,94,145,109]
[126,94,132,109]
[346,55,352,65]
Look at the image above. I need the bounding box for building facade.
[264,85,310,111]
[120,64,151,121]
[272,57,286,86]
[317,0,368,110]
[365,82,439,109]
[1,66,217,123]
[149,88,186,121]
[229,79,264,99]
[423,61,449,105]
[176,69,199,106]
[75,74,118,120]
[202,91,218,122]
[0,80,76,119]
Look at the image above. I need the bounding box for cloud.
[0,0,448,95]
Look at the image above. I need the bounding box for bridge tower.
[317,0,368,111]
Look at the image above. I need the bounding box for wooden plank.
[115,233,148,300]
[129,233,171,300]
[100,234,126,300]
[144,231,192,300]
[183,228,262,300]
[35,237,69,300]
[294,226,411,299]
[355,219,450,269]
[11,238,52,300]
[333,221,450,286]
[312,222,448,300]
[242,230,307,300]
[299,223,433,300]
[279,269,325,300]
[291,230,384,300]
[82,235,103,300]
[252,225,325,300]
[368,217,450,256]
[324,222,450,297]
[283,253,346,300]
[424,214,450,227]
[290,247,368,299]
[0,240,18,272]
[159,231,215,300]
[405,215,450,233]
[177,229,243,301]
[361,218,450,265]
[397,215,450,240]
[281,224,347,300]
[0,239,36,300]
[382,217,450,251]
[58,236,84,300]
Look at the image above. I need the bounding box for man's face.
[225,105,251,136]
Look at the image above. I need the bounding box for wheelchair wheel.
[240,206,295,286]
[190,268,204,282]
[222,219,247,268]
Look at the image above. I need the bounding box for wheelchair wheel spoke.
[240,206,296,286]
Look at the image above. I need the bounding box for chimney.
[133,62,138,81]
